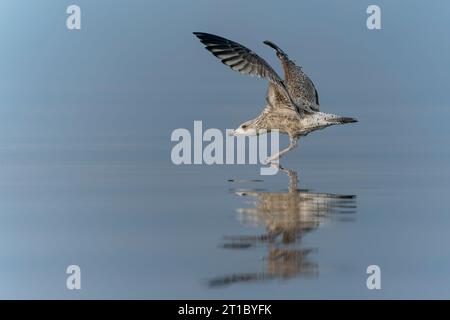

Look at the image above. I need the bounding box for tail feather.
[337,117,358,124]
[301,112,357,133]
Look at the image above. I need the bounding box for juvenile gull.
[193,32,357,162]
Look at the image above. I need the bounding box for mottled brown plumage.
[263,40,319,108]
[193,32,357,162]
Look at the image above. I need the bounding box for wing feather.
[194,32,282,83]
[193,32,309,116]
[263,40,320,112]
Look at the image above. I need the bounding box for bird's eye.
[242,125,248,129]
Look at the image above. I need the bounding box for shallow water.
[1,0,450,299]
[1,104,450,299]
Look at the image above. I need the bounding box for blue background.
[0,0,449,298]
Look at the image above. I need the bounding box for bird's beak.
[228,130,236,137]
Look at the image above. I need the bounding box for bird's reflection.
[209,166,356,287]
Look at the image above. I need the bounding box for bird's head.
[229,120,258,136]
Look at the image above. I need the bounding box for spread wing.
[193,32,307,115]
[264,40,320,111]
[282,62,320,111]
[295,66,320,107]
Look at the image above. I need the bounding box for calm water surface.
[1,104,449,299]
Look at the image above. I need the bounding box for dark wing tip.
[263,40,276,48]
[263,40,285,56]
[192,32,211,41]
[193,32,227,41]
[193,32,206,39]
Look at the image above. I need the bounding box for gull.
[193,32,357,163]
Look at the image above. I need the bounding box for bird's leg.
[268,163,299,192]
[284,167,298,192]
[265,136,299,164]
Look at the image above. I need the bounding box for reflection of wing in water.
[208,167,356,287]
[209,247,318,287]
